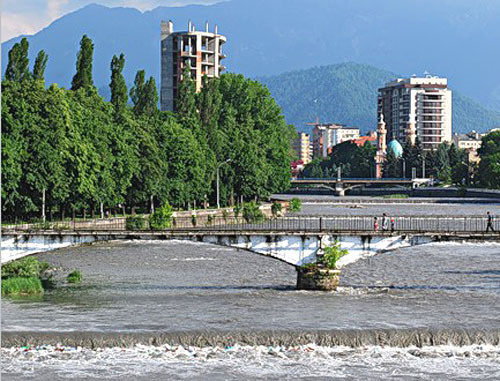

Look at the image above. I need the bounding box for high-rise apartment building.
[293,132,312,164]
[377,75,452,151]
[312,123,360,158]
[161,20,227,111]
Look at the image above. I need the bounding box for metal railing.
[2,216,499,234]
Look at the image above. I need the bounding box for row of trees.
[300,134,499,188]
[2,36,295,221]
[300,141,376,178]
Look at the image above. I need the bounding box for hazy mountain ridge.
[2,0,500,129]
[259,62,500,134]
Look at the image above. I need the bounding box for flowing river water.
[2,201,500,380]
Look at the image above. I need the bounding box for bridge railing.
[3,215,499,234]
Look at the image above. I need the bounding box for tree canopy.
[2,36,294,221]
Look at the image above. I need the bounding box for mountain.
[2,0,500,122]
[2,0,500,130]
[260,62,500,134]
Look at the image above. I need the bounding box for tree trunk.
[131,206,136,215]
[83,208,86,221]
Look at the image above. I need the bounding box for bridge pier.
[296,268,341,291]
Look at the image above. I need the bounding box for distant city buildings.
[354,131,377,148]
[453,130,484,163]
[312,123,360,158]
[160,20,227,111]
[378,75,452,151]
[293,132,312,164]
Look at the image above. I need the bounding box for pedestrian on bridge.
[391,217,395,233]
[374,217,379,232]
[382,213,389,231]
[486,211,495,232]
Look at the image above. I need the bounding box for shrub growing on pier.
[300,240,349,271]
[288,198,302,212]
[321,241,349,269]
[125,215,145,230]
[149,202,173,230]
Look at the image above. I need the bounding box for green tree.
[5,38,30,82]
[71,35,94,90]
[32,50,48,82]
[109,53,128,118]
[477,130,500,189]
[435,142,452,183]
[130,70,158,117]
[383,150,402,178]
[176,64,197,118]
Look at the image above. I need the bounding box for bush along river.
[2,238,500,380]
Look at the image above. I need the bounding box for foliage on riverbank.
[288,198,302,212]
[2,37,294,222]
[149,203,173,230]
[1,257,51,296]
[125,215,146,230]
[1,277,44,296]
[243,201,265,223]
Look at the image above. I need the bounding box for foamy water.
[3,343,500,380]
[2,235,500,379]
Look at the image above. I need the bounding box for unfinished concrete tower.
[161,20,227,112]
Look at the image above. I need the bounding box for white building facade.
[312,123,360,158]
[378,75,452,151]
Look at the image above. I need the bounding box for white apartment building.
[378,75,452,150]
[312,123,360,158]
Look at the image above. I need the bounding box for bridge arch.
[1,232,427,269]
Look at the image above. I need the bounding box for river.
[2,202,500,380]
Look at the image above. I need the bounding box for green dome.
[387,139,403,158]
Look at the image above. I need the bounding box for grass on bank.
[381,194,409,199]
[1,277,44,296]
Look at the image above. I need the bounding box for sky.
[2,0,220,41]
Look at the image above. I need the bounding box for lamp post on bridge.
[217,159,231,209]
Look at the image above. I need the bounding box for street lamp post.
[217,159,231,209]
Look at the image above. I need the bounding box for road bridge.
[291,177,431,195]
[2,216,498,266]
